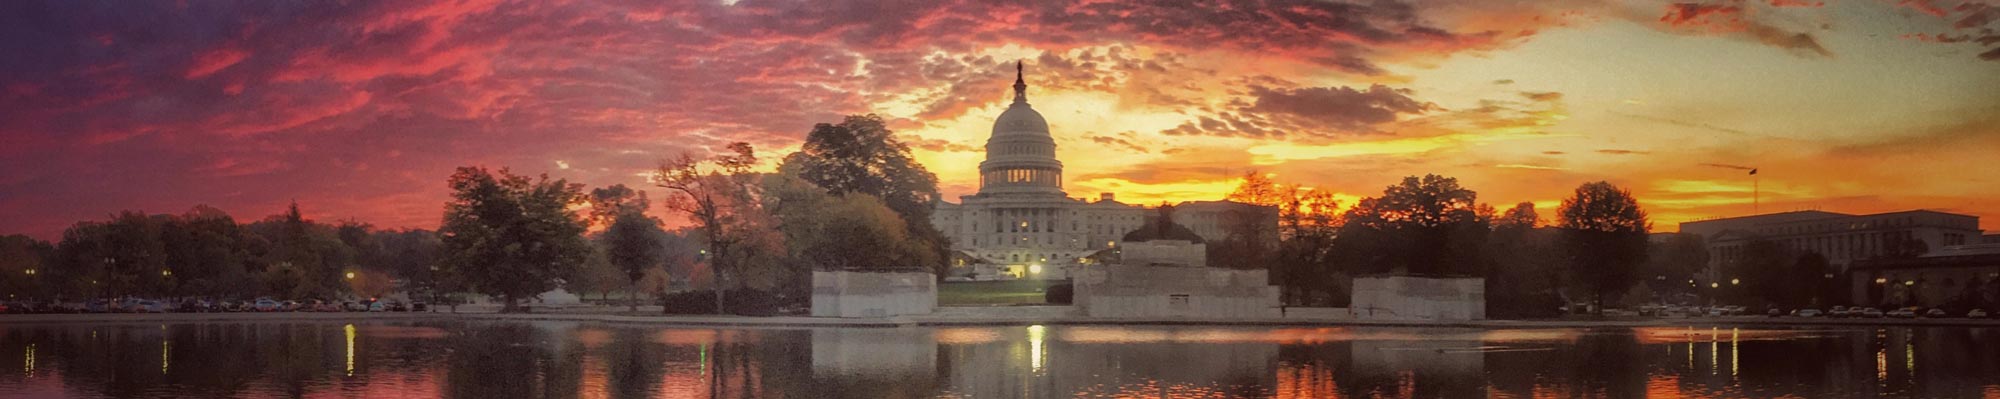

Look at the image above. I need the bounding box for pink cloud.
[185,47,249,79]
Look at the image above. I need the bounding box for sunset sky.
[2,0,1997,239]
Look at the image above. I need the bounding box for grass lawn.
[938,279,1060,306]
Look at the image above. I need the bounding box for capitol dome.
[978,61,1064,196]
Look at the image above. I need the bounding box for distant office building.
[1680,210,1987,305]
[1679,210,1983,274]
[1848,245,2000,307]
[929,63,1275,280]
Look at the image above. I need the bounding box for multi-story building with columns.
[929,63,1273,280]
[1677,209,1985,302]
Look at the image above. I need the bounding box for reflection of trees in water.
[445,323,579,399]
[8,324,2000,398]
[602,328,661,398]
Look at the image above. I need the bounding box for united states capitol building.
[929,63,1273,280]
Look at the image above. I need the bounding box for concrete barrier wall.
[1074,265,1281,318]
[1350,276,1485,321]
[810,271,936,318]
[1281,307,1351,320]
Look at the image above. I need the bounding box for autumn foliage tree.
[438,167,592,313]
[655,142,783,314]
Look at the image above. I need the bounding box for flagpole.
[1751,168,1759,215]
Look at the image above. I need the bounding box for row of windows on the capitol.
[991,143,1054,156]
[967,234,1094,247]
[984,252,1078,262]
[958,219,1141,234]
[984,168,1060,185]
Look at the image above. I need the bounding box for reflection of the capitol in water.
[4,322,2000,398]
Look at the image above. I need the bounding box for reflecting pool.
[3,322,1999,398]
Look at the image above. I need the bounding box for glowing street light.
[345,271,357,280]
[1730,278,1740,286]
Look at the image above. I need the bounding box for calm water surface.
[2,321,1999,398]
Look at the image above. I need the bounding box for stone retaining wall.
[1073,264,1281,318]
[1350,276,1485,321]
[810,271,937,318]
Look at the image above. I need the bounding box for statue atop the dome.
[1013,60,1028,104]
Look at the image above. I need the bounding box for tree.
[779,114,950,276]
[587,185,651,227]
[1485,202,1566,318]
[438,167,593,313]
[1225,171,1284,206]
[0,235,55,299]
[373,229,443,301]
[246,203,356,299]
[1277,188,1343,305]
[656,142,782,314]
[1497,202,1539,230]
[1556,181,1650,313]
[603,211,666,311]
[1336,175,1488,276]
[159,206,253,299]
[764,171,931,274]
[1643,233,1709,299]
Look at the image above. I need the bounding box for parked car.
[1970,309,1989,318]
[254,298,281,312]
[410,301,429,312]
[1860,308,1886,318]
[1888,308,1918,318]
[1923,308,1947,318]
[386,301,408,312]
[1767,308,1784,317]
[342,301,367,312]
[1795,309,1823,317]
[366,301,386,312]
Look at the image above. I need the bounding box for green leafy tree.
[1556,181,1651,313]
[603,211,667,311]
[438,167,593,313]
[779,114,950,276]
